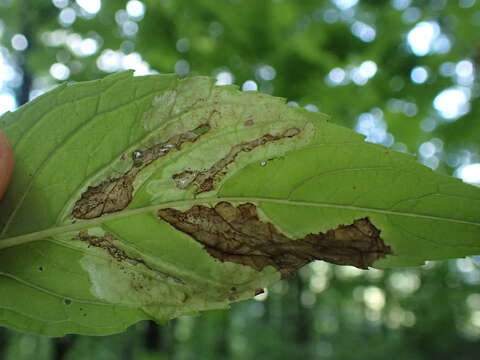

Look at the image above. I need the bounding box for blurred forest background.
[1,0,480,359]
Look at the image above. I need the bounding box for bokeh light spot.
[126,0,145,19]
[176,38,190,53]
[351,21,376,42]
[333,0,359,10]
[59,7,76,26]
[76,0,101,14]
[407,21,440,56]
[410,66,428,84]
[49,62,70,80]
[11,34,28,51]
[456,163,480,184]
[0,92,15,115]
[326,67,346,86]
[215,71,234,86]
[242,80,258,91]
[433,87,470,120]
[52,0,68,8]
[391,0,411,10]
[174,59,190,76]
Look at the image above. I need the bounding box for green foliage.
[0,0,480,357]
[1,71,479,336]
[1,0,479,165]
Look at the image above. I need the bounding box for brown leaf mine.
[172,127,300,193]
[158,202,392,277]
[78,230,184,284]
[72,124,210,219]
[78,230,140,264]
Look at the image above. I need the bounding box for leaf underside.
[0,71,479,336]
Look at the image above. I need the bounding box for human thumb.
[0,129,13,199]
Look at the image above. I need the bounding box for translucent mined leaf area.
[0,72,479,336]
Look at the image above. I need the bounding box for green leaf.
[1,71,479,336]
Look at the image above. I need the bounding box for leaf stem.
[1,196,479,251]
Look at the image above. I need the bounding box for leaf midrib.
[1,196,479,250]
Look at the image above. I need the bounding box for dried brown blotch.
[78,230,133,263]
[72,176,134,219]
[158,202,391,277]
[72,123,210,219]
[171,127,301,194]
